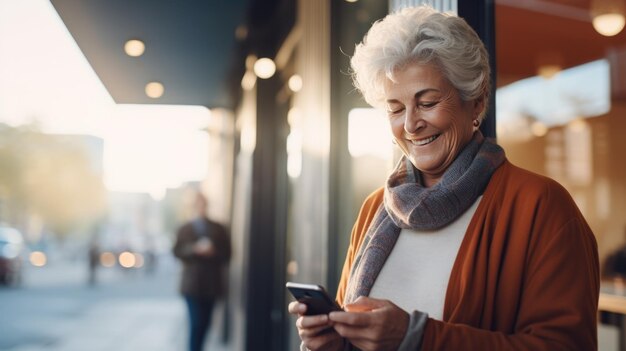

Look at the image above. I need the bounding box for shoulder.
[489,160,575,207]
[207,219,229,235]
[357,187,385,223]
[362,187,385,210]
[484,159,590,232]
[176,222,195,238]
[178,221,193,232]
[492,160,557,190]
[351,187,385,241]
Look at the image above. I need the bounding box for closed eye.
[419,101,438,109]
[386,107,405,116]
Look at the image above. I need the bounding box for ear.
[473,95,486,119]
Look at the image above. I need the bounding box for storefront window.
[496,4,626,346]
[496,1,626,270]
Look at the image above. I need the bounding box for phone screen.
[286,282,342,315]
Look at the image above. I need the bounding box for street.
[0,254,228,351]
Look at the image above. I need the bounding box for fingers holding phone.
[328,296,409,351]
[287,283,345,351]
[288,302,344,351]
[286,282,342,315]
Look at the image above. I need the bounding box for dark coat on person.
[173,217,231,299]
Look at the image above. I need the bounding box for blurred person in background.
[173,191,231,351]
[142,235,158,275]
[0,224,24,286]
[87,236,100,286]
[289,5,599,351]
[602,226,626,280]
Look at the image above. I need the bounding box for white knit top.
[368,196,482,320]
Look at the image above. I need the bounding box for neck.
[422,175,440,188]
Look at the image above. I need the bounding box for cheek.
[444,118,474,149]
[436,106,471,132]
[447,119,468,137]
[452,115,474,135]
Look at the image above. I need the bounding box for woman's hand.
[288,301,345,351]
[329,296,409,351]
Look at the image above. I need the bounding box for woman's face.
[384,62,482,187]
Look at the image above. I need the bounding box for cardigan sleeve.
[336,188,385,307]
[420,172,600,350]
[422,218,598,350]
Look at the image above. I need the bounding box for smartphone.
[286,282,342,315]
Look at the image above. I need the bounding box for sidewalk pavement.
[8,298,231,351]
[6,256,231,351]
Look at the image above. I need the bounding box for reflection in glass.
[497,59,610,137]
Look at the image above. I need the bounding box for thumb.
[344,296,386,312]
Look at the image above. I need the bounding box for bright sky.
[0,0,210,199]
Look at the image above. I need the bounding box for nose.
[404,107,425,134]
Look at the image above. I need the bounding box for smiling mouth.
[410,134,440,146]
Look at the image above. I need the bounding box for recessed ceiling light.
[253,58,276,79]
[591,0,625,36]
[241,71,257,91]
[124,39,145,57]
[537,64,561,79]
[592,13,625,36]
[288,74,303,92]
[145,82,164,99]
[235,25,248,41]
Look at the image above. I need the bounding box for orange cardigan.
[336,160,599,350]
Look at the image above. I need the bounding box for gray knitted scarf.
[344,132,505,303]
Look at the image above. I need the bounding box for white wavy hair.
[350,5,491,120]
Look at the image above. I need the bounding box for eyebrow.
[386,88,441,104]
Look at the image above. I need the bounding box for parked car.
[0,225,24,286]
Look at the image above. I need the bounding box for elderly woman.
[288,5,599,351]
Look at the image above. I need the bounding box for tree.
[0,123,106,238]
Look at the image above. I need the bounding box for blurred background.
[1,0,626,350]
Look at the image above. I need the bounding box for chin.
[410,158,445,174]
